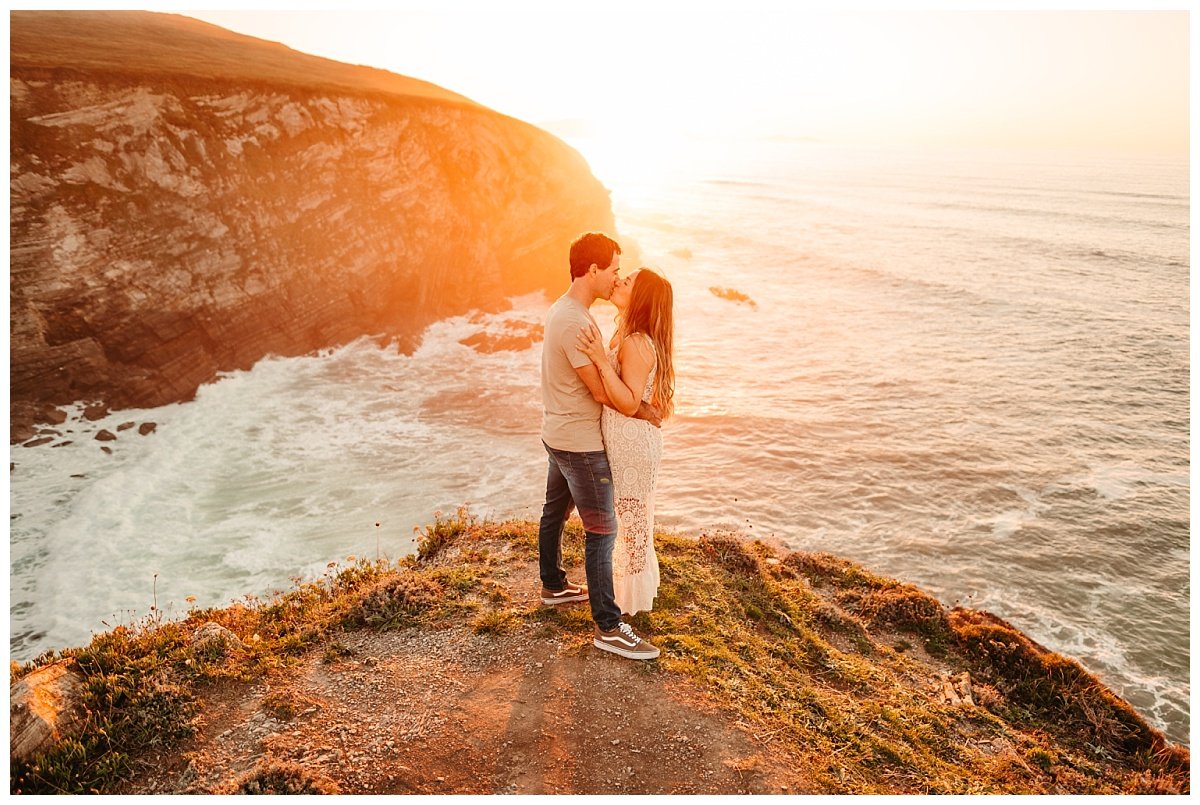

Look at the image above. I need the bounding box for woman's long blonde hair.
[618,268,675,420]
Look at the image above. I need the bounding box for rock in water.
[10,660,88,761]
[458,321,544,353]
[10,10,616,441]
[82,403,109,422]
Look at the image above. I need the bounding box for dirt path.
[123,610,812,794]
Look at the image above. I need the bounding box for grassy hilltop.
[10,513,1189,794]
[10,10,479,107]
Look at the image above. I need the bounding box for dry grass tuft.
[698,531,762,576]
[783,551,893,592]
[416,507,475,561]
[261,688,319,721]
[1121,768,1189,795]
[472,608,521,635]
[350,573,444,629]
[222,759,339,794]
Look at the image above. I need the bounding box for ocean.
[9,138,1189,746]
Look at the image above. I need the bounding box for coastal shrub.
[10,627,199,794]
[499,516,583,564]
[812,600,872,641]
[948,609,1161,755]
[11,554,405,794]
[223,759,339,794]
[15,516,1186,796]
[429,566,481,593]
[724,574,805,641]
[560,525,586,567]
[858,585,948,634]
[350,572,444,629]
[11,658,35,684]
[783,551,894,592]
[654,540,706,605]
[417,507,475,561]
[327,557,394,595]
[851,585,951,658]
[698,531,762,576]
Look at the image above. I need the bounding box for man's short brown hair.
[569,232,621,280]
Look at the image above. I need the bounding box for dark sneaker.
[593,622,660,660]
[541,581,589,605]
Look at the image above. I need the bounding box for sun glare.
[188,7,1188,157]
[558,124,700,200]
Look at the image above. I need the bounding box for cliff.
[9,516,1189,794]
[10,11,614,441]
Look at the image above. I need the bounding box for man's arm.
[573,363,662,428]
[636,400,664,428]
[575,361,612,406]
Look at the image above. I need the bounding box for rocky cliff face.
[10,12,614,441]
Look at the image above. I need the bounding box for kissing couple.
[536,232,675,661]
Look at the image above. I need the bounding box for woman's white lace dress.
[602,335,662,615]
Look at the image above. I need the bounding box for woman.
[577,268,675,615]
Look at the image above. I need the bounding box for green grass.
[9,512,1190,795]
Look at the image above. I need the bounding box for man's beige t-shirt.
[541,294,603,452]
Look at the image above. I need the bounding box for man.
[538,232,661,660]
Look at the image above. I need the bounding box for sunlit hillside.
[10,10,480,108]
[11,9,613,435]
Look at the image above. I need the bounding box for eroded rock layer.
[11,11,614,440]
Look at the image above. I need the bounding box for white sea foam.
[1076,461,1187,501]
[985,484,1048,538]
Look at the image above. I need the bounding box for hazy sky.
[174,4,1187,153]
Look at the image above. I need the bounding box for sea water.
[9,139,1189,745]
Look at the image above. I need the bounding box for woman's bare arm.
[577,326,654,417]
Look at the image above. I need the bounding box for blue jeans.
[538,442,621,631]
